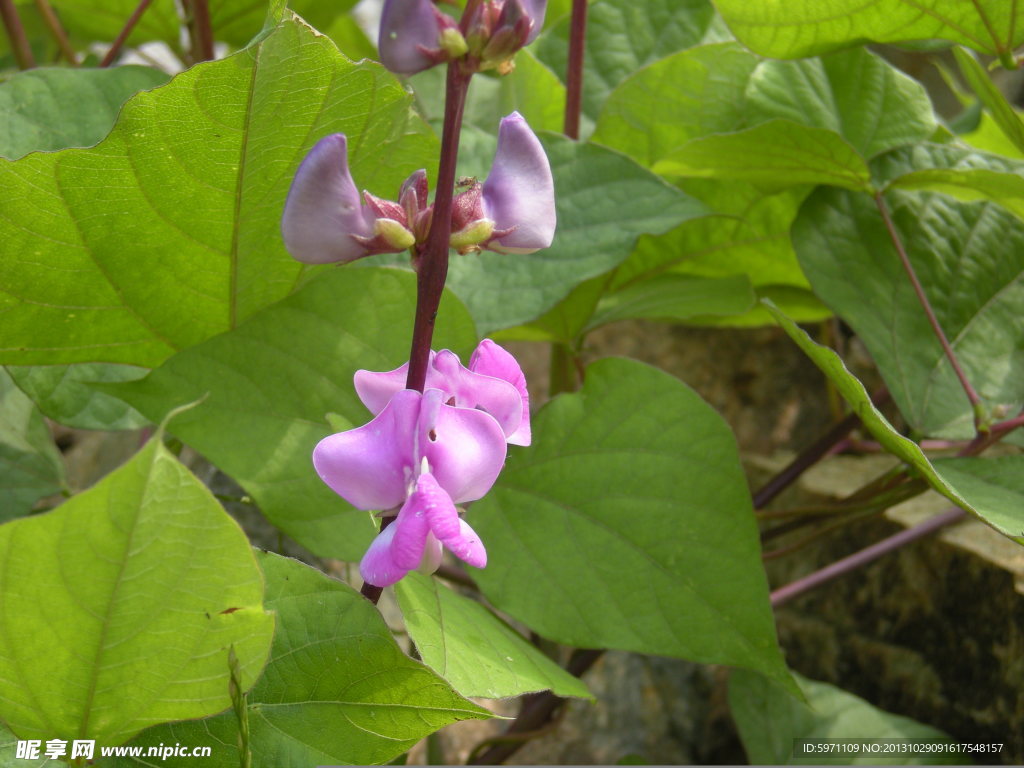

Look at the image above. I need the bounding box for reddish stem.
[190,0,214,62]
[359,63,473,605]
[874,192,986,432]
[770,507,965,607]
[0,0,35,69]
[563,0,587,139]
[100,0,152,67]
[34,0,77,65]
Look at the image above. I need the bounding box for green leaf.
[762,300,1014,535]
[7,364,148,430]
[792,188,1024,438]
[0,368,65,522]
[469,357,793,689]
[962,113,1024,159]
[586,274,755,330]
[395,572,593,700]
[744,48,936,160]
[730,670,958,765]
[932,457,1024,542]
[0,430,274,747]
[0,67,170,160]
[214,0,359,48]
[108,267,477,562]
[954,47,1024,155]
[654,120,873,192]
[535,0,718,127]
[0,14,434,367]
[873,143,1024,220]
[714,0,1024,61]
[320,12,377,62]
[48,0,180,50]
[592,42,759,168]
[444,134,711,334]
[119,554,492,767]
[462,49,566,134]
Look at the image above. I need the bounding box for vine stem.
[359,62,473,606]
[562,0,587,139]
[99,0,152,67]
[34,0,77,65]
[873,191,986,432]
[770,507,965,607]
[189,0,214,62]
[0,0,35,69]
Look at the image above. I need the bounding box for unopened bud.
[374,218,416,250]
[450,218,495,252]
[439,27,469,58]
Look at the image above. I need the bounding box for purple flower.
[313,339,530,587]
[378,0,546,76]
[283,114,554,263]
[281,134,418,264]
[379,0,466,75]
[355,339,531,445]
[452,111,556,254]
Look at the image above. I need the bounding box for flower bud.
[481,112,556,253]
[281,134,417,264]
[281,134,375,264]
[379,0,461,75]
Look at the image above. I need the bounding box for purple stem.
[0,0,35,69]
[100,0,152,67]
[359,62,472,605]
[874,192,986,432]
[563,0,587,139]
[770,507,965,607]
[34,0,77,65]
[190,0,214,62]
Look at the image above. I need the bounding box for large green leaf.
[0,428,274,747]
[743,48,936,160]
[586,273,755,330]
[48,0,180,50]
[932,456,1024,542]
[874,143,1024,221]
[0,14,434,367]
[0,368,65,522]
[443,134,711,334]
[714,0,1023,61]
[7,364,148,430]
[592,42,759,168]
[611,181,826,326]
[0,67,170,160]
[792,188,1024,438]
[109,268,477,562]
[535,0,719,126]
[655,120,873,192]
[764,301,1021,543]
[118,554,492,767]
[396,572,593,700]
[730,670,958,765]
[468,357,792,689]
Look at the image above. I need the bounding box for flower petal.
[482,112,556,254]
[469,339,531,446]
[416,473,487,568]
[433,349,523,439]
[390,495,432,570]
[418,389,507,503]
[521,0,547,44]
[312,389,419,510]
[359,523,408,587]
[281,134,375,264]
[379,0,444,75]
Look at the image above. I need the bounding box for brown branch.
[100,0,152,67]
[0,0,36,69]
[34,0,76,65]
[562,0,587,139]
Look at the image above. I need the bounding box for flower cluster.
[380,0,547,75]
[281,112,555,264]
[313,340,530,587]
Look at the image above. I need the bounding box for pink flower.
[313,339,530,587]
